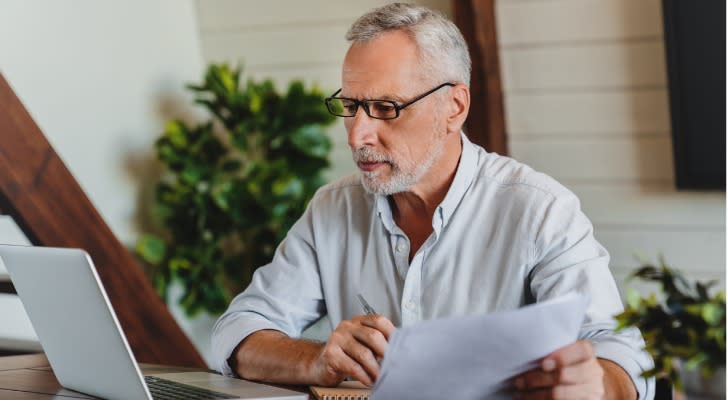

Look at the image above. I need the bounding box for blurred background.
[0,0,724,368]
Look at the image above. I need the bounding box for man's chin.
[360,174,390,195]
[359,174,410,196]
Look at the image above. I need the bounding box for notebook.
[310,381,370,400]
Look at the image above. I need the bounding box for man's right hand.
[309,314,395,387]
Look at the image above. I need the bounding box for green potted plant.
[135,63,336,317]
[615,257,726,397]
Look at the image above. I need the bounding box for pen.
[357,293,377,315]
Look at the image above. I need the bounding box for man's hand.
[512,340,604,400]
[310,314,395,387]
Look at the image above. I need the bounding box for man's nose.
[347,106,378,149]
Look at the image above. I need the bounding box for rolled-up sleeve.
[528,189,655,400]
[588,327,655,399]
[210,202,326,376]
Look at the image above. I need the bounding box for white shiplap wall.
[195,0,725,295]
[496,0,725,293]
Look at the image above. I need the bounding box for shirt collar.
[375,132,480,235]
[435,132,479,232]
[376,195,396,233]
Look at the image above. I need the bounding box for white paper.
[371,293,589,400]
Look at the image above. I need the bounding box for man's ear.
[446,84,470,134]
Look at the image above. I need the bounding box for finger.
[320,344,372,386]
[317,342,367,386]
[515,359,604,400]
[550,382,604,400]
[326,325,377,385]
[340,336,380,382]
[516,385,586,400]
[543,340,594,371]
[359,315,396,340]
[515,387,552,400]
[515,368,557,390]
[351,326,388,359]
[329,346,374,387]
[555,358,603,385]
[516,355,603,390]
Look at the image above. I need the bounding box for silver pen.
[357,293,378,315]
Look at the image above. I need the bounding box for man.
[212,4,654,399]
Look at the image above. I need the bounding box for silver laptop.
[0,245,306,400]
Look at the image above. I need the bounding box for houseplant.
[135,63,335,316]
[614,257,726,395]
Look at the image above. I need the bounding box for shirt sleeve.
[210,199,326,376]
[527,189,655,400]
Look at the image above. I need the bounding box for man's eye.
[372,102,395,114]
[340,101,358,114]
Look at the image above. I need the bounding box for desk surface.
[0,353,309,399]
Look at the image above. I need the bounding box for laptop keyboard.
[145,376,237,400]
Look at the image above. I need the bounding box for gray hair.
[346,3,471,87]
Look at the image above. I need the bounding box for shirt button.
[396,242,406,253]
[406,300,416,311]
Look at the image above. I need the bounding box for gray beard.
[355,137,444,196]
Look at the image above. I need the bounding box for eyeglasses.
[324,82,455,120]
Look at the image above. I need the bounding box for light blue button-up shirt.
[212,134,654,399]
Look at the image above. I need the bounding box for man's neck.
[390,134,462,224]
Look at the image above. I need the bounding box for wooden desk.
[0,353,309,399]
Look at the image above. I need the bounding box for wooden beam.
[0,73,205,367]
[453,0,508,155]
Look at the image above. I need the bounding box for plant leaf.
[290,125,332,158]
[136,235,166,265]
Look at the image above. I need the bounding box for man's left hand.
[512,340,604,400]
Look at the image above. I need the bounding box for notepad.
[310,381,370,400]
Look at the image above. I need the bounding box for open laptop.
[0,245,307,400]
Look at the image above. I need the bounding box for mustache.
[352,147,393,164]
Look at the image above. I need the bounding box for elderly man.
[212,3,654,399]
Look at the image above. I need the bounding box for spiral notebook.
[310,381,370,400]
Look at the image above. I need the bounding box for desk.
[0,353,310,399]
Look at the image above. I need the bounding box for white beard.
[354,134,445,195]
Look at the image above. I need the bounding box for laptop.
[0,245,307,400]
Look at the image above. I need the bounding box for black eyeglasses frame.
[324,82,455,120]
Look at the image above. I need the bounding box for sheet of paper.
[371,293,589,400]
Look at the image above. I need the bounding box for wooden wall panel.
[506,89,670,137]
[197,0,451,30]
[0,73,205,367]
[501,41,667,91]
[497,0,662,45]
[454,0,508,155]
[574,184,725,228]
[201,25,348,69]
[509,137,674,181]
[598,230,725,272]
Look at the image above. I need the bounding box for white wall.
[0,0,204,246]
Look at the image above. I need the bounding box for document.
[371,293,589,400]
